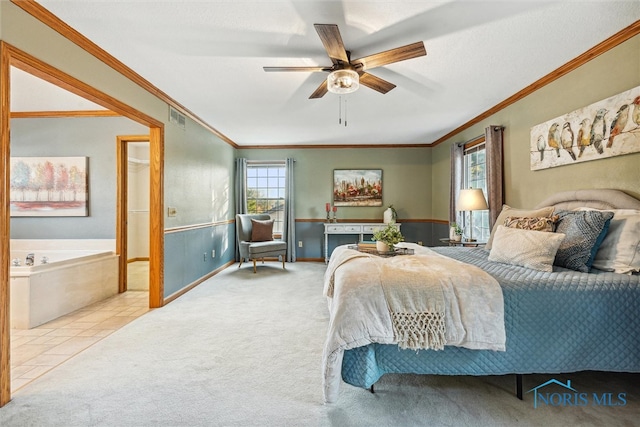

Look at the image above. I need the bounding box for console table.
[324,222,401,263]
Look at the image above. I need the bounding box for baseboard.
[127,257,149,263]
[163,260,234,305]
[248,258,325,263]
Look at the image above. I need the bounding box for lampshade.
[327,69,359,94]
[457,188,488,211]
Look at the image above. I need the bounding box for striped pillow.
[553,210,614,272]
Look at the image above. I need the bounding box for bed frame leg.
[370,384,375,394]
[516,374,523,400]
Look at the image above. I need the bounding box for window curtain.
[485,126,504,228]
[284,158,296,262]
[234,158,247,261]
[449,142,464,225]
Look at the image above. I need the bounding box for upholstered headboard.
[534,189,640,211]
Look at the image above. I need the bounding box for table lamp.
[456,188,488,242]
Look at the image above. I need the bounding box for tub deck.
[9,240,119,329]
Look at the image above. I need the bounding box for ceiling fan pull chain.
[338,95,342,125]
[345,98,348,127]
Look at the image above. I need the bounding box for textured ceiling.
[14,1,640,146]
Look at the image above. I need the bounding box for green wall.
[431,33,640,220]
[237,147,432,221]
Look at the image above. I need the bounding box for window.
[246,162,285,235]
[463,140,490,242]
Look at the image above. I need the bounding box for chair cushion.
[251,219,274,242]
[248,241,287,256]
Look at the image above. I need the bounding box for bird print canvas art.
[530,84,640,170]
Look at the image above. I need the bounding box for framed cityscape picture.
[10,156,89,217]
[333,169,383,207]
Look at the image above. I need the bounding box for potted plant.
[450,222,463,242]
[372,221,404,252]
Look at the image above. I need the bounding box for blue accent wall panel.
[432,222,451,246]
[294,222,325,259]
[164,222,235,298]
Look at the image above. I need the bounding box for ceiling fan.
[263,24,427,99]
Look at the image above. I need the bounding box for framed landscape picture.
[333,169,382,207]
[10,156,89,217]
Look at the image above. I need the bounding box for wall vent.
[169,106,186,129]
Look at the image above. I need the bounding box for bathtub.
[10,240,119,329]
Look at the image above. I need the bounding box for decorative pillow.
[485,205,555,250]
[553,210,614,273]
[504,215,559,232]
[577,208,640,274]
[488,226,565,272]
[250,219,274,242]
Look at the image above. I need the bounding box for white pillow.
[576,208,640,274]
[488,226,566,272]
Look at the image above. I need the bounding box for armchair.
[236,214,287,273]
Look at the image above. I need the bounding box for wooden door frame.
[0,41,165,407]
[116,135,150,294]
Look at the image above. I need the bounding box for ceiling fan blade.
[359,72,396,94]
[314,24,349,64]
[354,41,426,71]
[263,66,331,73]
[309,80,328,99]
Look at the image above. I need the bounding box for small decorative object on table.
[332,205,338,223]
[449,222,463,242]
[325,203,331,223]
[383,204,397,224]
[372,220,404,253]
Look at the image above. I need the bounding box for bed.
[322,189,640,404]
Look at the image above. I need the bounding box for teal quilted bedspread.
[341,247,640,389]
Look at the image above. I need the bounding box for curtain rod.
[457,135,483,147]
[456,125,504,147]
[246,159,295,165]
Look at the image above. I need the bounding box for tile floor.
[10,261,150,392]
[127,260,149,291]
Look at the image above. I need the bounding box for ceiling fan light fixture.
[327,69,359,94]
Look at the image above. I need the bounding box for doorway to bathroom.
[1,42,165,406]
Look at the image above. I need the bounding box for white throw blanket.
[322,242,506,404]
[378,256,446,351]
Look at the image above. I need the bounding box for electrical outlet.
[167,207,177,217]
[418,241,423,246]
[298,241,303,248]
[203,252,207,261]
[211,250,215,258]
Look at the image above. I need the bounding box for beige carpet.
[0,261,638,426]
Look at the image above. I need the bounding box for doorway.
[117,136,151,294]
[1,41,165,406]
